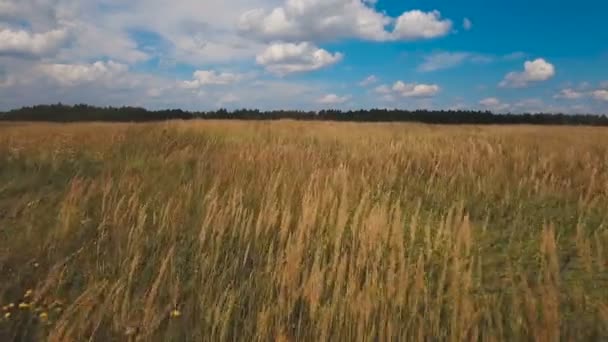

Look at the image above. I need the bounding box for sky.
[1,0,607,113]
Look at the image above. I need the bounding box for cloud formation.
[0,28,68,57]
[182,70,247,89]
[593,90,608,102]
[554,88,584,100]
[418,52,492,72]
[39,61,128,86]
[359,75,378,86]
[318,93,351,104]
[479,97,510,112]
[500,58,555,88]
[374,81,440,98]
[392,10,452,40]
[256,42,343,75]
[392,81,440,98]
[239,1,452,42]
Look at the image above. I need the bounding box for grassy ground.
[0,121,607,341]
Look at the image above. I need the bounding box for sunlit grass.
[0,121,607,341]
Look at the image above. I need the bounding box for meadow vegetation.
[0,121,607,341]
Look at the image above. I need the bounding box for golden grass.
[0,120,607,341]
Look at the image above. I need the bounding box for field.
[0,121,607,341]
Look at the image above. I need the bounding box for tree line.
[1,103,608,126]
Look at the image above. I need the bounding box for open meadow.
[0,121,607,341]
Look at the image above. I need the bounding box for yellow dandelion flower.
[24,289,33,298]
[4,312,10,319]
[19,302,31,310]
[39,312,48,322]
[170,309,181,318]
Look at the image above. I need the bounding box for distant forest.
[1,104,608,126]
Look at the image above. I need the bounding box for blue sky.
[1,0,607,113]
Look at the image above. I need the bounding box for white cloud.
[0,28,68,56]
[392,81,440,97]
[420,51,511,76]
[374,81,440,98]
[592,90,608,102]
[479,97,500,107]
[256,42,343,75]
[374,84,391,94]
[58,21,149,64]
[0,1,150,64]
[381,94,395,102]
[418,51,493,72]
[554,88,584,100]
[218,93,240,106]
[2,0,264,65]
[239,1,454,42]
[318,93,351,104]
[1,59,330,111]
[513,98,544,111]
[463,18,472,31]
[479,97,510,112]
[239,0,392,42]
[182,70,246,88]
[500,58,555,88]
[39,60,129,86]
[359,75,378,86]
[392,10,452,40]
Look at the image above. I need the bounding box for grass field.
[0,121,607,341]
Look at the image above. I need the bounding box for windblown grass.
[0,121,607,341]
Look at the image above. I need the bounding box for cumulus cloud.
[593,90,608,102]
[39,61,129,86]
[239,1,453,42]
[500,58,555,88]
[239,0,391,42]
[374,81,440,98]
[318,93,351,104]
[463,18,472,31]
[182,70,246,89]
[392,10,452,40]
[554,88,584,100]
[479,97,500,107]
[479,97,510,112]
[0,28,68,57]
[358,75,378,86]
[256,42,343,75]
[392,81,440,97]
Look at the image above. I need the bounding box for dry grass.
[0,120,607,341]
